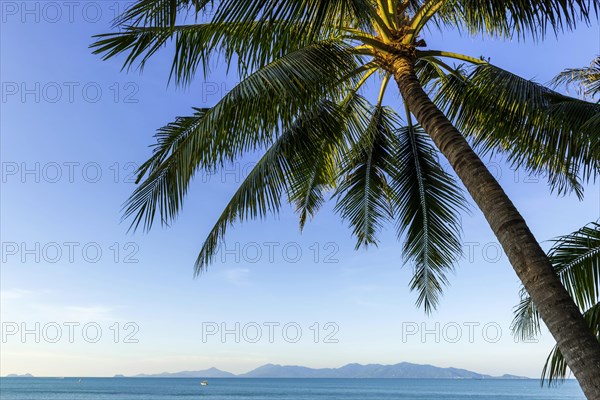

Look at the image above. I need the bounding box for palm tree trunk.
[391,55,600,399]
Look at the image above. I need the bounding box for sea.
[0,378,586,399]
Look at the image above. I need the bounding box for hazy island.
[117,362,529,379]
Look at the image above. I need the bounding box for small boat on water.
[200,381,208,386]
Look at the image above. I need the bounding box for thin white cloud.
[223,268,251,286]
[0,288,33,302]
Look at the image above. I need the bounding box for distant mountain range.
[121,367,235,378]
[119,363,528,379]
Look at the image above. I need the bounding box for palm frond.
[209,0,375,39]
[113,0,375,39]
[195,101,345,273]
[552,56,600,99]
[334,105,397,248]
[415,57,451,89]
[546,95,600,132]
[288,93,372,230]
[434,0,598,40]
[511,287,542,341]
[124,106,209,230]
[123,41,363,231]
[434,64,600,198]
[114,0,208,27]
[541,344,569,386]
[91,21,339,84]
[390,124,466,313]
[550,222,600,310]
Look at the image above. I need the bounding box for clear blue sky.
[1,2,599,378]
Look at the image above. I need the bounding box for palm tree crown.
[92,0,599,313]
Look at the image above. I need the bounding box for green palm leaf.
[552,56,600,98]
[114,0,206,27]
[550,222,600,310]
[195,100,347,272]
[334,105,397,248]
[91,22,337,84]
[435,0,598,40]
[209,0,375,35]
[287,136,337,231]
[434,64,600,198]
[511,287,542,341]
[124,41,362,231]
[124,106,209,230]
[113,0,374,40]
[288,93,372,230]
[390,125,466,313]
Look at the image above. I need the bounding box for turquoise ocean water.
[0,378,585,399]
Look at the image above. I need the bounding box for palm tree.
[91,1,600,396]
[512,222,600,386]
